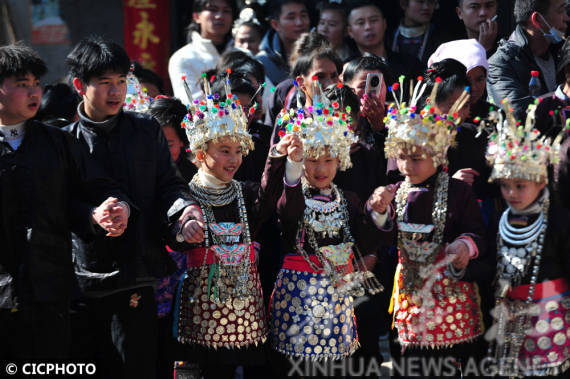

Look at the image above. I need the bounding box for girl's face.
[304,151,339,189]
[499,178,546,211]
[396,147,438,184]
[317,9,346,49]
[197,136,243,182]
[194,0,234,43]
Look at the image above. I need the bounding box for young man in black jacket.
[0,44,129,361]
[487,0,569,121]
[256,0,310,87]
[65,37,198,379]
[346,0,423,83]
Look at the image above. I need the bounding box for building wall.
[4,0,124,85]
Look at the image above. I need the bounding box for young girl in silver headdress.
[369,76,487,376]
[172,74,295,378]
[266,80,383,368]
[485,102,570,377]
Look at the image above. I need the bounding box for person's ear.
[270,19,280,32]
[399,0,408,11]
[192,12,201,24]
[296,75,307,95]
[72,77,86,96]
[346,24,354,39]
[530,11,545,30]
[195,149,206,163]
[538,182,547,191]
[456,6,463,21]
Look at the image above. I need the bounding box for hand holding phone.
[364,73,383,96]
[361,73,387,131]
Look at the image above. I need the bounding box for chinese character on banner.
[31,0,70,45]
[127,0,156,9]
[133,11,160,49]
[123,0,170,94]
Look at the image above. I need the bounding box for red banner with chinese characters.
[123,0,170,92]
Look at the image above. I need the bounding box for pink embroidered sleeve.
[456,235,478,259]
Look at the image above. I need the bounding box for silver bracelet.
[176,218,191,243]
[447,262,466,280]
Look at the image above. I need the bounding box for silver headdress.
[482,100,565,183]
[181,70,254,154]
[275,81,357,170]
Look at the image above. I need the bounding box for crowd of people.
[2,0,570,378]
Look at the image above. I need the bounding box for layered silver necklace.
[296,181,354,274]
[492,197,549,376]
[296,180,382,296]
[303,182,345,239]
[188,174,240,207]
[187,174,253,303]
[394,170,449,290]
[496,198,548,292]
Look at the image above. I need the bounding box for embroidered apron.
[270,243,359,360]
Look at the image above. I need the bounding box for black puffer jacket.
[0,121,120,307]
[65,110,193,293]
[487,24,558,121]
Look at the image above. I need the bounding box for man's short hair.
[514,0,551,25]
[347,0,385,21]
[192,0,237,16]
[267,0,307,21]
[0,43,46,84]
[316,0,346,19]
[291,47,342,78]
[37,82,80,126]
[187,0,238,40]
[66,36,130,83]
[458,0,498,7]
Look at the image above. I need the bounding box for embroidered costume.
[387,171,485,348]
[268,97,382,361]
[175,176,267,349]
[172,77,283,355]
[381,79,486,349]
[484,103,570,377]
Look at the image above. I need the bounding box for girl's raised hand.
[287,134,303,162]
